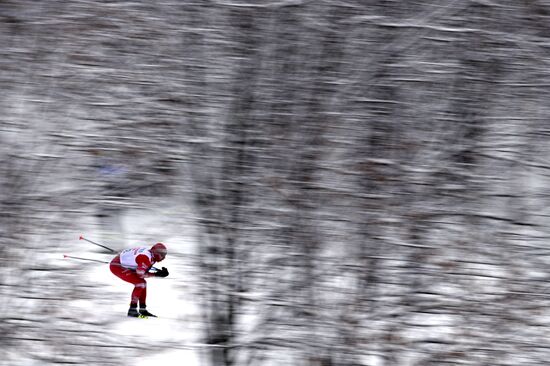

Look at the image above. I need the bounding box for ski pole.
[63,254,109,264]
[79,234,116,253]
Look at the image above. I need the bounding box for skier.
[110,243,169,317]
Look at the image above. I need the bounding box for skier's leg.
[131,281,147,307]
[137,286,157,317]
[138,285,147,307]
[110,258,148,316]
[125,279,146,317]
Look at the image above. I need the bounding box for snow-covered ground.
[92,262,202,366]
[62,198,205,366]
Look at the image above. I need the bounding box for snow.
[112,271,200,361]
[137,349,201,366]
[59,198,205,366]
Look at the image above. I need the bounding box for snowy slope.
[65,198,205,366]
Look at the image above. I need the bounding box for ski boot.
[127,306,140,317]
[139,307,157,318]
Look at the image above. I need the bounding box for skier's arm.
[135,254,154,278]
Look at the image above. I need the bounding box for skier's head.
[151,243,167,262]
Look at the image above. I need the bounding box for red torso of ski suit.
[110,247,156,307]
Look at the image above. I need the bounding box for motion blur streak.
[2,1,550,365]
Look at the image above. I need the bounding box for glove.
[156,267,169,278]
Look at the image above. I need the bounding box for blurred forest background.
[3,1,550,365]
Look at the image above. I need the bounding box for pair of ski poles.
[63,235,116,264]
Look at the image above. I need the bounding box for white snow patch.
[136,349,201,366]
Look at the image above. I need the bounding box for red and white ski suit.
[110,247,156,307]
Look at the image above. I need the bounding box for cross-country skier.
[110,243,169,317]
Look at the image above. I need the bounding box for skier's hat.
[151,243,167,261]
